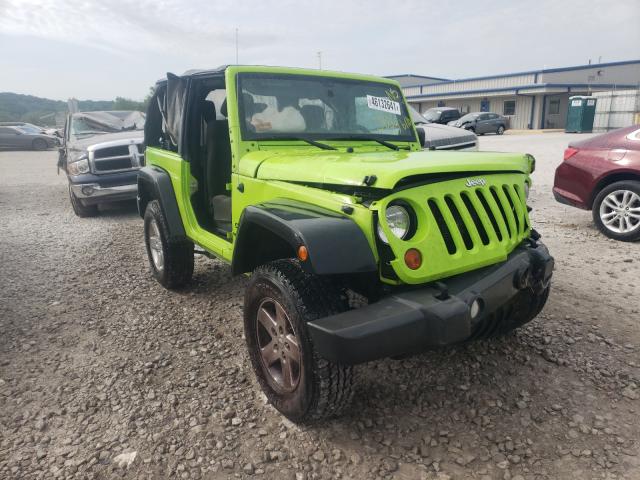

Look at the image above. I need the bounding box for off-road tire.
[244,259,354,423]
[144,199,194,289]
[68,183,98,217]
[592,180,640,242]
[472,285,550,339]
[497,125,505,135]
[32,138,47,151]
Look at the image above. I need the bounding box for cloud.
[0,0,281,59]
[0,0,638,99]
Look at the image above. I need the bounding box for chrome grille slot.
[89,140,143,174]
[94,156,133,172]
[94,145,129,159]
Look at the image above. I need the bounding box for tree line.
[0,89,153,126]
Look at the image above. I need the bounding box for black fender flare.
[137,166,186,241]
[231,201,377,276]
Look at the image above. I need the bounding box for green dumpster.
[565,96,597,133]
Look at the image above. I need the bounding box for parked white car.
[409,106,478,151]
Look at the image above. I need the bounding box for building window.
[549,98,561,115]
[503,100,516,116]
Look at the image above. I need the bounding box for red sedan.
[553,125,640,241]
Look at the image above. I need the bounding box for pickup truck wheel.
[244,259,354,423]
[144,200,194,289]
[68,183,98,217]
[592,181,640,242]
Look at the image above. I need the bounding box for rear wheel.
[144,200,194,289]
[592,181,640,242]
[244,259,354,423]
[32,138,47,150]
[68,183,98,217]
[496,125,505,135]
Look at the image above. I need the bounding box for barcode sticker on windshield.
[367,95,401,115]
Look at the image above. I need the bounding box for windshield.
[408,105,429,124]
[238,73,415,142]
[458,113,479,122]
[71,111,145,137]
[422,109,443,122]
[16,125,42,134]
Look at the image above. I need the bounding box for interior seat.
[300,105,325,130]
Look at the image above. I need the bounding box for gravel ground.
[1,135,639,480]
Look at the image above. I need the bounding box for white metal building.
[389,60,640,130]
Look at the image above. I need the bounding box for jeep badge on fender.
[137,65,553,423]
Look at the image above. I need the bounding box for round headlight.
[377,205,411,244]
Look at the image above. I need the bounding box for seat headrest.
[202,100,216,123]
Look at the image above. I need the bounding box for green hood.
[240,150,531,189]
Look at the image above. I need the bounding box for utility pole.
[317,51,322,70]
[235,28,239,64]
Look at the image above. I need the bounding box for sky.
[0,0,639,101]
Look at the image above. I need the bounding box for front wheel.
[592,180,640,241]
[496,125,505,135]
[244,259,354,423]
[144,200,194,289]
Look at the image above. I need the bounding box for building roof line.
[405,83,639,99]
[399,59,640,89]
[385,73,450,81]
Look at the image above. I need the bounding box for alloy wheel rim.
[148,219,164,270]
[255,298,301,392]
[599,189,640,234]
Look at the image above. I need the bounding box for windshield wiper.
[331,136,410,151]
[260,136,337,150]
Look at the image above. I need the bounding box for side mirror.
[416,126,426,147]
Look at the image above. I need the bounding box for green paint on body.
[146,65,534,285]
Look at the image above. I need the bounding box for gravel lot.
[1,134,639,480]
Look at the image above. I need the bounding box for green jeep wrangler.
[138,66,554,422]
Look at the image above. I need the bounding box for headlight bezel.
[376,201,417,244]
[67,156,90,176]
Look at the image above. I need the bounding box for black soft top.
[154,65,229,87]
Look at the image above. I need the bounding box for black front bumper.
[308,239,554,365]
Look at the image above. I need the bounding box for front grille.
[94,145,129,159]
[90,141,143,174]
[428,183,528,255]
[94,157,133,171]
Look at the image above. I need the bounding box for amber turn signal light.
[297,245,309,261]
[404,248,422,270]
